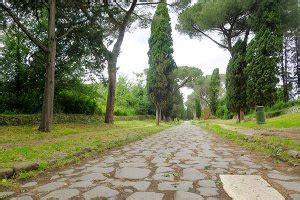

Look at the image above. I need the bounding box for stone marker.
[220,175,285,200]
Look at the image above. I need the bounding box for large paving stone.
[267,172,298,181]
[13,162,38,173]
[41,189,79,200]
[0,192,14,198]
[182,168,206,181]
[77,172,107,181]
[115,167,150,179]
[21,181,37,188]
[155,167,174,173]
[174,191,204,200]
[158,181,193,191]
[153,173,174,181]
[289,193,300,200]
[273,180,300,192]
[220,175,285,200]
[0,168,14,178]
[111,181,151,191]
[34,182,66,192]
[198,187,219,197]
[69,180,93,188]
[127,192,164,200]
[198,180,216,188]
[10,195,33,200]
[83,186,119,199]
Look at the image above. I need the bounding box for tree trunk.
[105,57,117,123]
[240,109,244,122]
[237,110,241,123]
[155,105,161,125]
[39,0,56,132]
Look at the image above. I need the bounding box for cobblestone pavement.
[5,122,300,200]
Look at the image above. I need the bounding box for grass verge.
[193,121,300,166]
[0,120,175,189]
[230,113,300,128]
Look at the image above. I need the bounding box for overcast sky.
[117,11,231,100]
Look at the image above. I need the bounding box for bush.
[57,90,99,115]
[216,104,233,119]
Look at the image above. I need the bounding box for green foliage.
[245,28,282,107]
[147,2,176,115]
[208,68,220,115]
[177,0,254,50]
[226,40,247,116]
[195,98,201,119]
[216,99,233,120]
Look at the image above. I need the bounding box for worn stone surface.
[8,122,300,199]
[127,192,164,200]
[220,175,285,200]
[34,182,66,192]
[13,162,38,173]
[158,181,193,191]
[0,168,14,179]
[273,180,300,192]
[0,191,14,198]
[83,186,119,199]
[21,182,37,188]
[174,191,204,200]
[115,167,150,179]
[41,189,79,200]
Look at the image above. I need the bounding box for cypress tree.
[226,40,247,122]
[245,0,283,107]
[147,2,176,125]
[209,68,220,115]
[195,98,201,119]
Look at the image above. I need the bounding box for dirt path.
[3,122,300,199]
[219,124,300,143]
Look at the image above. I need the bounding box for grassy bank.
[193,121,300,166]
[0,120,174,186]
[231,113,300,128]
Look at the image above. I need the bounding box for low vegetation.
[231,113,300,128]
[0,120,174,184]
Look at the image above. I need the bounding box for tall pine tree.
[147,2,176,125]
[245,0,284,107]
[209,68,220,115]
[226,40,247,122]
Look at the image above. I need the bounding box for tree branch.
[0,3,48,53]
[192,24,228,50]
[103,0,121,27]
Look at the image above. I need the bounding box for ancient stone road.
[5,122,300,199]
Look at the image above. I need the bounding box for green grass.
[0,120,174,169]
[194,121,300,166]
[231,113,300,128]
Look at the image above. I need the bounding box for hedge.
[0,114,155,126]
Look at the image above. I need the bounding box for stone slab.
[115,167,150,179]
[220,175,284,200]
[127,192,164,200]
[174,191,204,200]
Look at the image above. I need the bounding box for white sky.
[117,11,231,101]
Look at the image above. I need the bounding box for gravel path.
[4,122,300,200]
